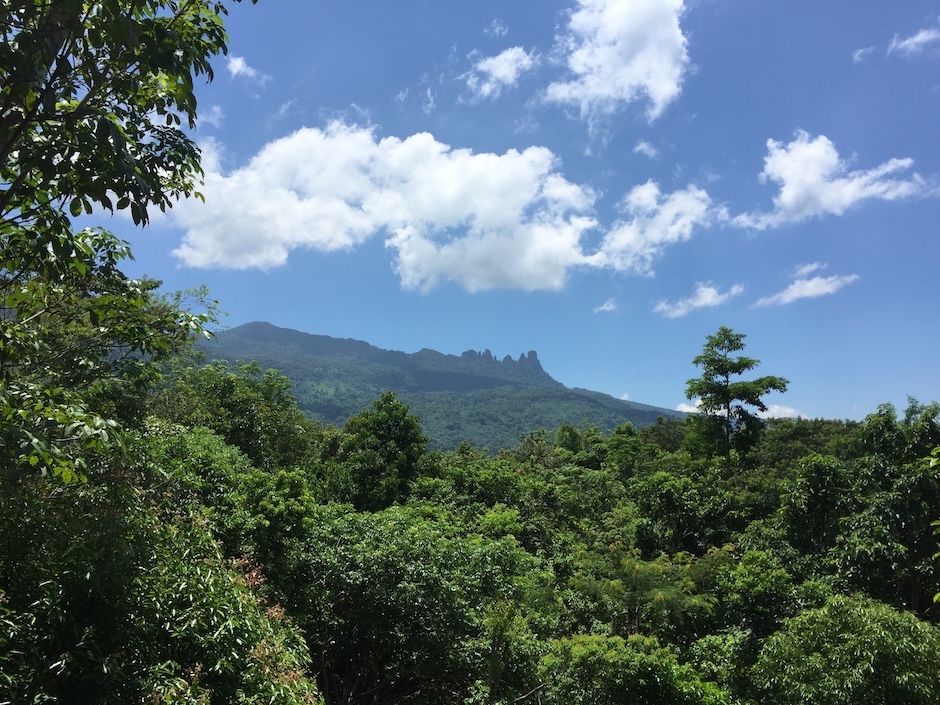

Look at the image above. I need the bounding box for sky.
[119,0,940,420]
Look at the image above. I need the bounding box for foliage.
[754,595,940,705]
[0,0,249,480]
[328,391,427,511]
[568,547,719,643]
[0,237,217,481]
[266,503,538,705]
[0,0,251,227]
[152,361,317,470]
[856,399,940,466]
[0,2,325,700]
[779,454,855,555]
[684,629,752,699]
[0,463,318,704]
[771,405,940,615]
[628,454,732,554]
[686,326,788,461]
[753,417,860,471]
[828,453,940,613]
[713,549,798,640]
[537,634,731,705]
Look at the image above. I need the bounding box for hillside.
[198,322,685,450]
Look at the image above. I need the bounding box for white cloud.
[679,398,798,417]
[199,105,224,128]
[794,261,826,278]
[634,140,659,158]
[463,47,539,101]
[755,272,860,307]
[172,122,597,292]
[734,130,928,229]
[589,180,715,275]
[485,19,509,38]
[196,136,226,174]
[274,100,294,119]
[758,404,803,419]
[888,25,940,56]
[171,126,923,294]
[545,0,690,122]
[594,297,618,313]
[852,46,875,63]
[226,55,269,83]
[422,88,437,114]
[619,392,631,401]
[653,282,744,318]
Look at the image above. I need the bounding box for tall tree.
[685,326,788,462]
[1,0,253,479]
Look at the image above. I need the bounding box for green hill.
[198,321,685,450]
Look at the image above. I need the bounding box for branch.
[514,682,548,702]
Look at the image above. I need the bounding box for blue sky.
[122,0,940,419]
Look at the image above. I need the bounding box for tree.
[685,326,788,463]
[568,546,718,644]
[154,361,317,471]
[0,438,320,705]
[753,595,940,705]
[334,392,428,511]
[1,0,253,480]
[537,634,730,705]
[273,504,534,705]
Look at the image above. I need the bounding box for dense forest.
[3,2,940,703]
[5,352,940,703]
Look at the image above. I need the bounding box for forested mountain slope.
[198,321,685,450]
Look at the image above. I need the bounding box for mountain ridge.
[198,321,686,450]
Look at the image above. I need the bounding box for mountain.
[197,321,685,451]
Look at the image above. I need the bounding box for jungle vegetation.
[2,2,940,703]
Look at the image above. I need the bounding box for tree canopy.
[0,0,253,480]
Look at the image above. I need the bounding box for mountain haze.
[198,322,685,450]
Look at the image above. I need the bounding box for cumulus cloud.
[226,56,269,83]
[734,130,928,229]
[463,47,539,101]
[545,0,690,122]
[755,270,860,307]
[888,24,940,56]
[589,181,715,275]
[171,122,597,292]
[169,125,924,294]
[677,400,700,413]
[653,282,744,318]
[594,298,618,313]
